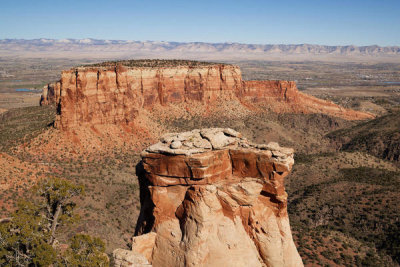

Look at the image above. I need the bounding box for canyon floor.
[0,58,400,266]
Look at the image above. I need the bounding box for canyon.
[40,60,373,131]
[35,60,382,266]
[114,128,303,267]
[2,58,399,266]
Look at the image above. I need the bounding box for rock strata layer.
[241,80,372,120]
[54,64,242,129]
[114,128,303,267]
[41,61,373,130]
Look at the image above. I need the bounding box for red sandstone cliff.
[40,82,61,106]
[242,80,373,120]
[40,61,373,130]
[113,128,303,267]
[54,64,242,129]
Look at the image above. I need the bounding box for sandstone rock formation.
[54,63,242,129]
[114,128,303,267]
[40,60,373,130]
[40,82,61,106]
[241,80,371,120]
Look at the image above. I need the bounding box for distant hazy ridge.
[1,39,399,61]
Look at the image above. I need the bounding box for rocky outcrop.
[40,82,61,106]
[114,128,303,267]
[240,80,299,102]
[54,64,242,129]
[242,80,373,120]
[42,60,373,130]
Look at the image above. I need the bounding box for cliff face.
[41,61,374,130]
[242,80,373,120]
[241,80,299,102]
[55,65,242,129]
[40,82,61,106]
[113,128,303,267]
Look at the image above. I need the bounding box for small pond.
[15,88,36,92]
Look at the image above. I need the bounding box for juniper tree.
[0,177,108,266]
[35,177,84,245]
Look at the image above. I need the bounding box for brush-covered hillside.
[328,109,400,163]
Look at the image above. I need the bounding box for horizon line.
[1,38,399,48]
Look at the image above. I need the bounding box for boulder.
[113,248,151,267]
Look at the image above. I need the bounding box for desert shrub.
[63,234,108,267]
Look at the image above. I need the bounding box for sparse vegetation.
[1,58,400,266]
[0,106,55,151]
[288,157,400,266]
[327,109,400,163]
[82,59,224,68]
[0,178,108,266]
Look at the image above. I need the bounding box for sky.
[0,0,399,46]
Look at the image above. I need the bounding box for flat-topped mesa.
[54,60,242,129]
[42,59,374,130]
[113,128,303,267]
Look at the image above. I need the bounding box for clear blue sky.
[1,0,399,46]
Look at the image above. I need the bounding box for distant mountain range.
[1,39,399,61]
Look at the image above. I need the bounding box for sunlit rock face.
[41,61,373,130]
[241,80,373,120]
[114,128,304,267]
[54,64,242,130]
[40,82,61,106]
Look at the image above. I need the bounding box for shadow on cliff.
[134,161,155,236]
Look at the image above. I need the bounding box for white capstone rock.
[170,140,182,149]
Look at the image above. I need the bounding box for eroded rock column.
[114,128,303,267]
